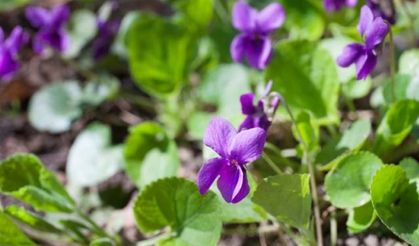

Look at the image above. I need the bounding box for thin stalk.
[283,102,324,246]
[76,209,113,240]
[330,210,337,246]
[262,153,283,175]
[264,142,299,169]
[387,23,396,103]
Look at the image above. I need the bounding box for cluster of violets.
[198,0,284,203]
[198,0,393,203]
[0,3,119,82]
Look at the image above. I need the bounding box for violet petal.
[365,17,389,49]
[197,158,226,195]
[240,93,256,115]
[228,127,266,164]
[230,34,248,62]
[358,5,374,37]
[204,117,237,158]
[356,51,377,80]
[246,36,272,70]
[217,164,248,203]
[232,1,256,32]
[337,43,364,67]
[256,3,285,33]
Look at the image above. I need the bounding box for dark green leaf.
[124,122,179,188]
[325,152,383,208]
[371,165,419,244]
[266,40,339,122]
[252,173,311,229]
[294,110,319,151]
[133,177,221,245]
[0,154,75,213]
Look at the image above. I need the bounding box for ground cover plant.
[1,0,419,245]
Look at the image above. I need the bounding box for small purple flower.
[337,5,389,80]
[197,117,266,203]
[367,0,396,24]
[0,26,29,81]
[230,0,285,70]
[25,5,70,54]
[323,0,357,12]
[92,19,120,60]
[239,81,281,131]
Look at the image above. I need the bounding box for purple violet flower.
[239,81,281,131]
[0,26,29,81]
[197,117,266,203]
[92,19,120,60]
[323,0,357,12]
[367,0,396,24]
[337,5,389,80]
[25,5,70,54]
[230,0,285,70]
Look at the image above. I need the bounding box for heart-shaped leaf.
[252,173,311,229]
[133,177,222,245]
[325,152,383,208]
[67,123,123,187]
[371,165,419,245]
[0,211,36,245]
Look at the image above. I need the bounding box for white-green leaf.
[67,123,123,187]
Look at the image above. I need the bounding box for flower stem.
[283,101,324,246]
[387,23,396,103]
[262,153,283,175]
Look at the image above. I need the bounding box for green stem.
[330,210,337,246]
[283,102,324,246]
[264,142,299,170]
[137,233,171,246]
[76,209,114,241]
[262,153,283,175]
[387,23,396,103]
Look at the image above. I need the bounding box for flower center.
[230,159,239,166]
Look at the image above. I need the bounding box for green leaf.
[317,120,371,168]
[168,0,213,29]
[338,119,371,150]
[124,122,179,188]
[0,154,75,213]
[371,165,419,245]
[346,201,376,234]
[0,0,30,11]
[294,111,319,151]
[0,211,36,246]
[266,40,339,122]
[81,75,120,106]
[197,64,251,127]
[28,81,83,133]
[400,158,419,190]
[65,9,98,58]
[133,177,221,245]
[373,100,419,155]
[216,175,268,223]
[252,173,311,229]
[325,152,383,208]
[125,13,193,96]
[279,0,325,40]
[90,237,115,246]
[67,123,123,187]
[4,205,61,233]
